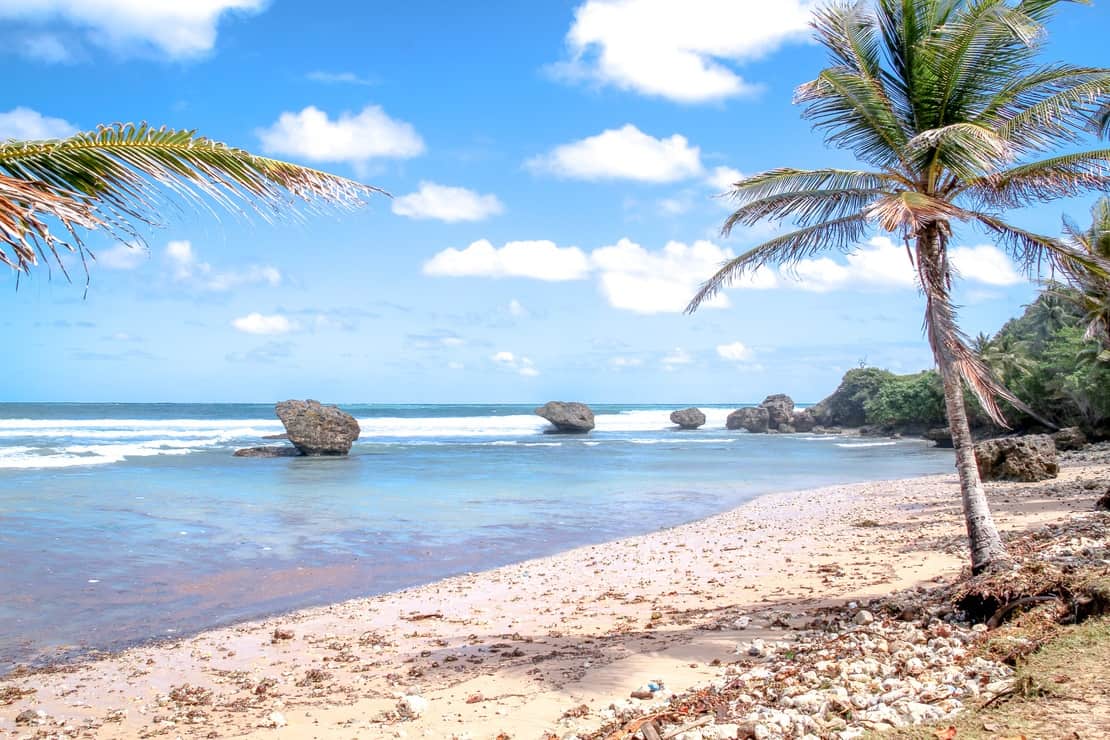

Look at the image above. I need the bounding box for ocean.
[0,403,954,671]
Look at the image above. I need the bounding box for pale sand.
[0,454,1102,739]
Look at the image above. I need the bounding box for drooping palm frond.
[0,123,385,278]
[1055,197,1110,345]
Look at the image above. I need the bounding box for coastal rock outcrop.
[275,399,361,455]
[1053,426,1087,451]
[924,427,954,448]
[535,401,595,433]
[974,435,1059,482]
[792,409,816,433]
[727,407,770,433]
[670,407,706,429]
[233,446,303,458]
[760,394,795,429]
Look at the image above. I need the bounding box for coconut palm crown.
[1059,196,1110,349]
[687,0,1110,573]
[0,123,383,282]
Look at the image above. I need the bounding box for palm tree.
[0,123,383,282]
[688,0,1110,574]
[1059,196,1110,347]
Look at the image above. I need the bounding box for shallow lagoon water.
[0,403,954,670]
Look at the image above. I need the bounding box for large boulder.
[233,446,303,458]
[1052,426,1087,452]
[727,407,770,433]
[974,435,1059,482]
[535,401,595,433]
[792,409,816,433]
[275,400,361,456]
[809,367,895,428]
[670,407,706,429]
[760,394,795,429]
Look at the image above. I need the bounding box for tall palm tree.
[1059,196,1110,347]
[0,123,383,282]
[688,0,1110,574]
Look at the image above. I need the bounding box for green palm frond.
[968,149,1110,205]
[0,123,385,278]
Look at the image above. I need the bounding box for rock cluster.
[670,407,707,429]
[727,395,810,434]
[1053,426,1088,452]
[535,401,595,433]
[974,434,1059,482]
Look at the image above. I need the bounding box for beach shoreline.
[1,449,1104,739]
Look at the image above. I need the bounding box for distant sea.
[0,403,954,671]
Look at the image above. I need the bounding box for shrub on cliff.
[865,371,946,428]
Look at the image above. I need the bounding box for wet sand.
[0,451,1103,739]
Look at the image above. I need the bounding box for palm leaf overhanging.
[0,123,384,281]
[688,0,1110,573]
[689,0,1110,427]
[1057,196,1110,346]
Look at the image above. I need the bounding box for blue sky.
[1,0,1107,403]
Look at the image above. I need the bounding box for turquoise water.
[0,403,953,671]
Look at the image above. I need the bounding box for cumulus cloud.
[392,182,505,223]
[0,107,77,140]
[93,243,147,270]
[305,70,375,86]
[231,313,295,335]
[0,0,267,59]
[257,105,424,167]
[716,341,753,361]
[706,165,744,192]
[782,237,1024,292]
[423,239,592,281]
[661,348,693,370]
[527,124,703,183]
[491,351,539,377]
[592,238,776,314]
[165,240,282,291]
[553,0,815,103]
[508,299,528,318]
[610,356,643,368]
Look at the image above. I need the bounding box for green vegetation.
[864,371,947,428]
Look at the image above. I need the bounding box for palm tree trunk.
[917,225,1009,574]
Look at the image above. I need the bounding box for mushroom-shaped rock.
[974,435,1058,482]
[275,399,361,456]
[669,407,706,429]
[535,401,595,433]
[233,446,303,458]
[759,394,795,430]
[726,407,770,433]
[924,427,954,448]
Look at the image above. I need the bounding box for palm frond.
[973,210,1110,279]
[0,123,385,277]
[966,148,1110,206]
[905,122,1014,184]
[688,213,871,312]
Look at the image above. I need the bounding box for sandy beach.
[1,447,1104,739]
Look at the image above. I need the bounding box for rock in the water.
[792,409,816,433]
[1053,426,1087,452]
[275,399,361,456]
[535,401,595,433]
[233,446,303,458]
[1097,490,1110,511]
[776,423,796,434]
[760,394,795,429]
[924,427,954,448]
[727,407,770,433]
[974,435,1059,482]
[670,407,706,429]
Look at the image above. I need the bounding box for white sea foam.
[836,441,898,448]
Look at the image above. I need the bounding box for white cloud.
[781,237,1025,292]
[231,313,295,335]
[706,165,744,192]
[423,239,591,281]
[527,124,703,183]
[491,351,539,377]
[94,243,147,270]
[0,107,77,140]
[305,70,375,86]
[20,34,71,63]
[0,0,267,59]
[508,299,528,317]
[447,361,465,370]
[165,240,282,291]
[717,341,753,361]
[554,0,814,103]
[951,245,1025,286]
[662,348,693,370]
[592,238,776,314]
[392,182,504,223]
[610,356,642,368]
[257,105,424,167]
